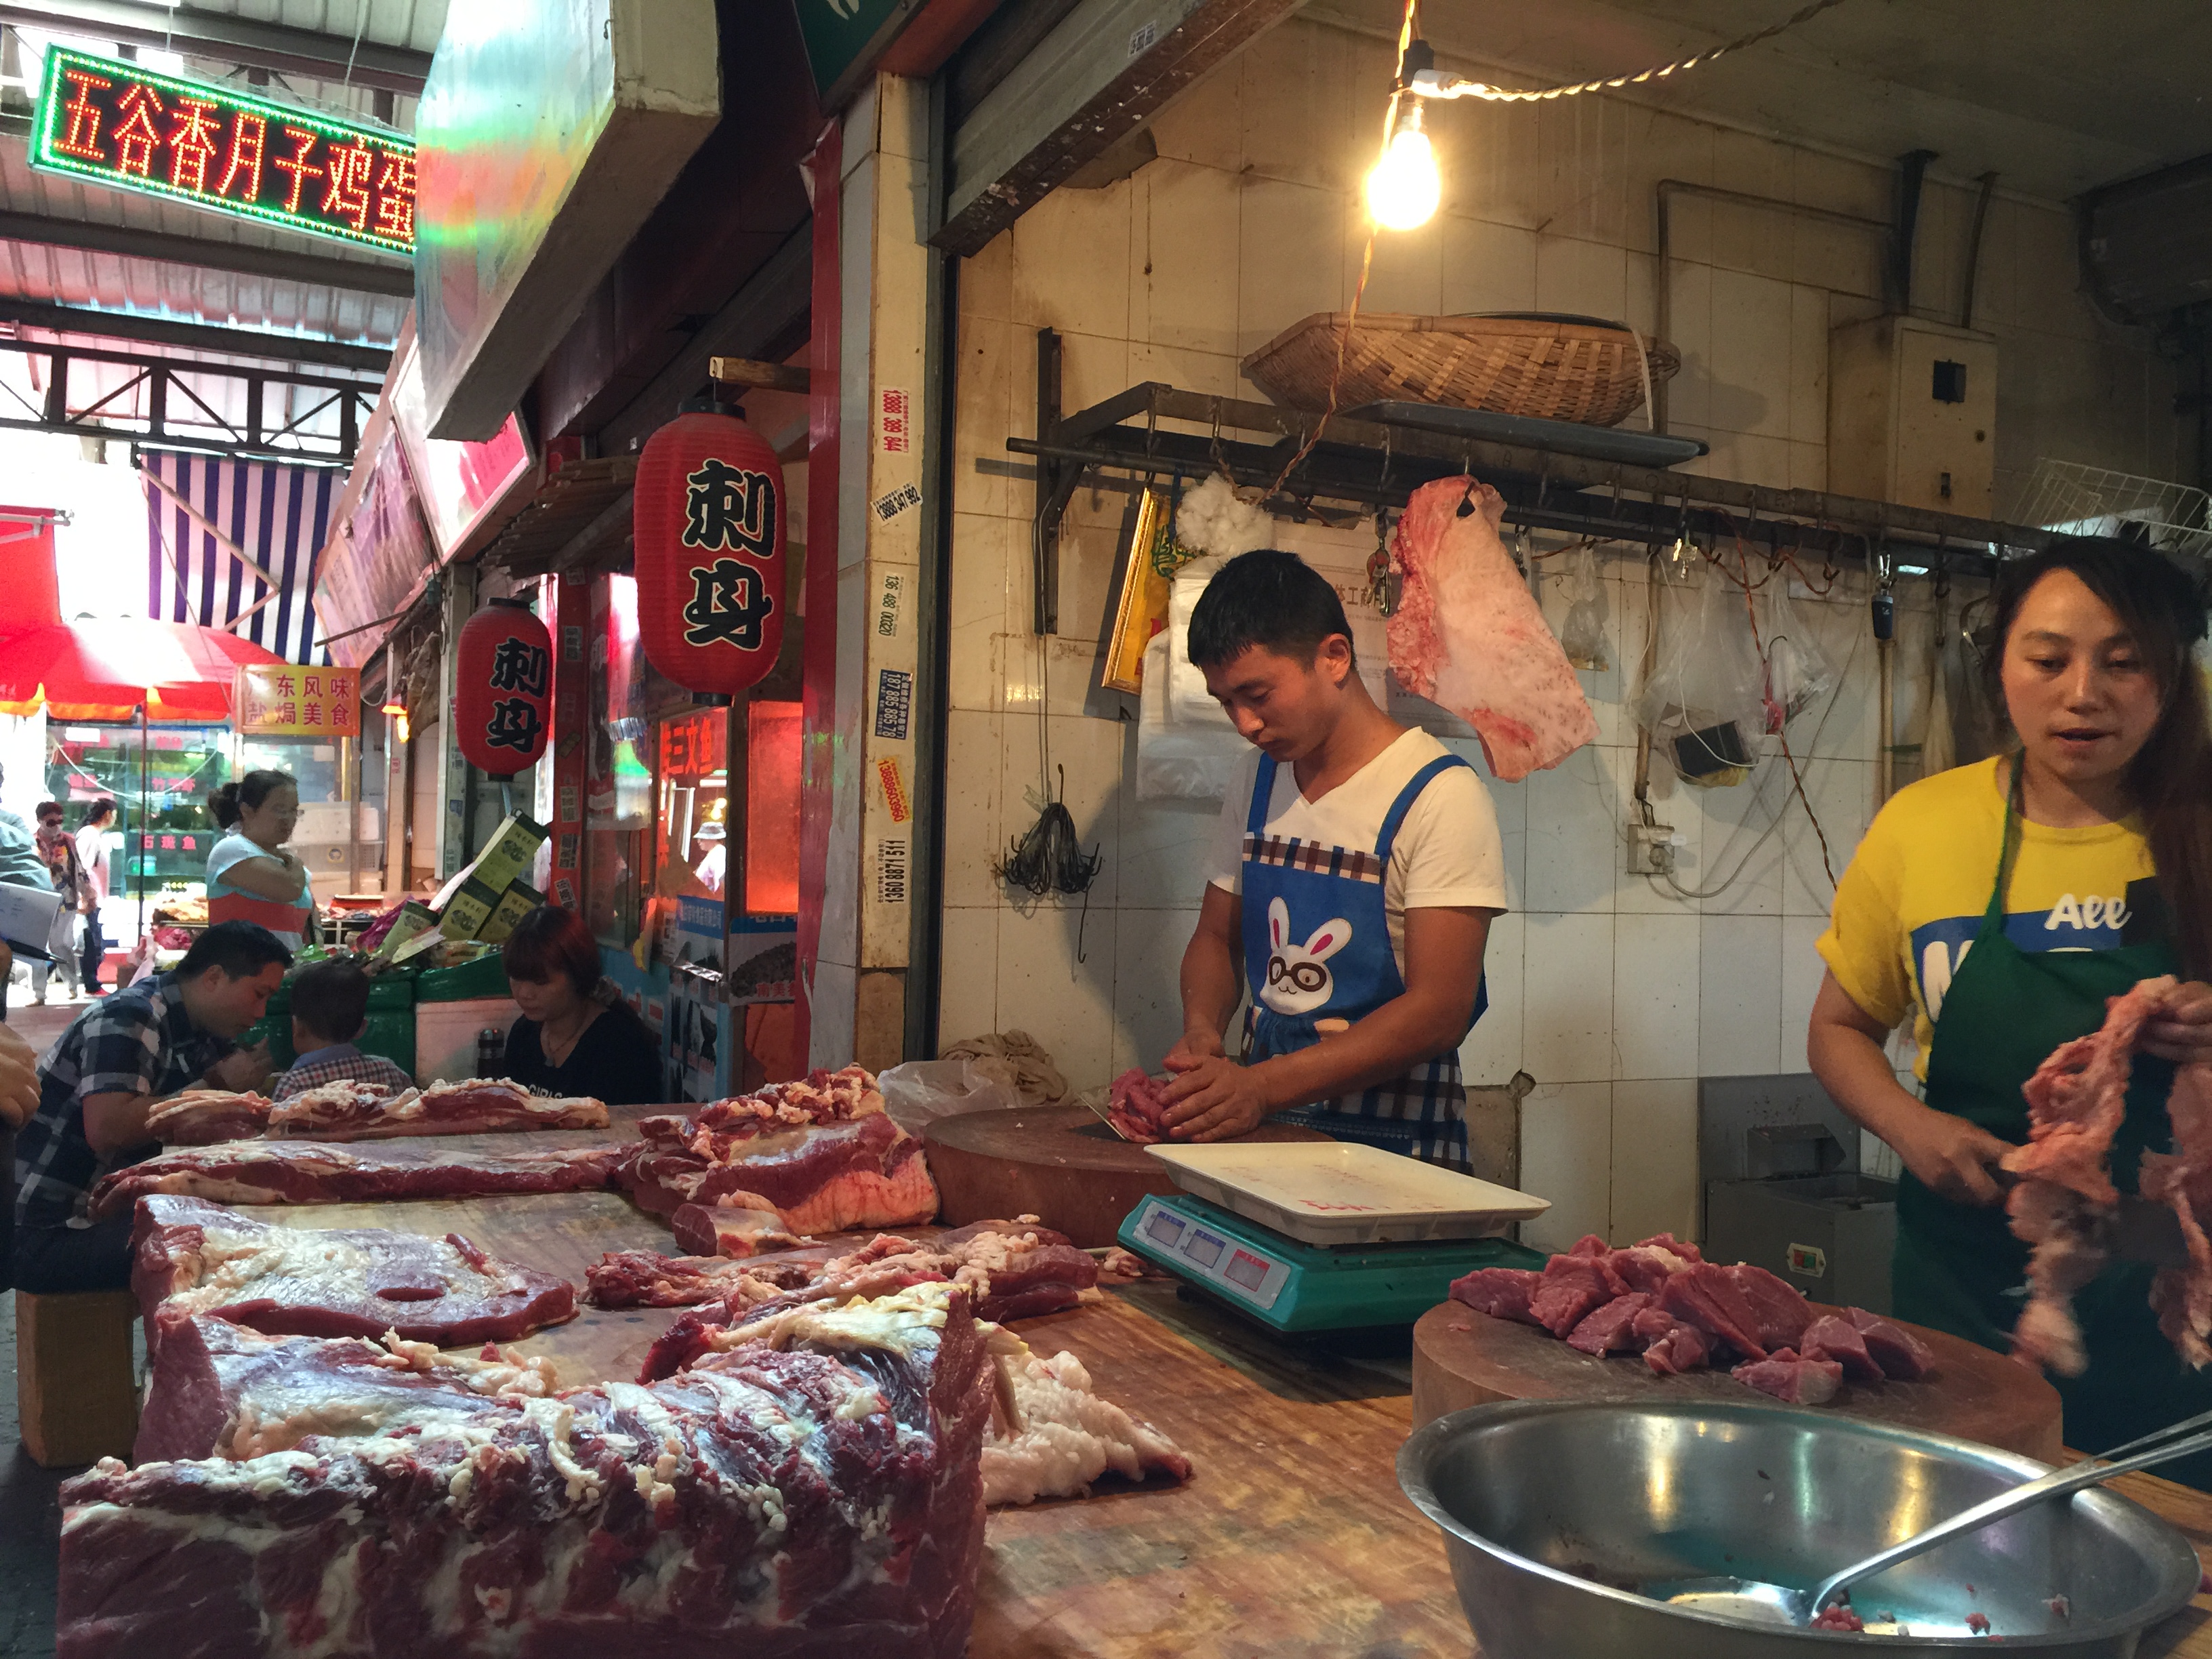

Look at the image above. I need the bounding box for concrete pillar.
[810,75,933,1073]
[434,562,478,882]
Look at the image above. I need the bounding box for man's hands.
[1162,1027,1226,1074]
[205,1040,274,1093]
[0,1019,39,1130]
[2144,981,2212,1065]
[1161,1054,1275,1141]
[1889,1103,2015,1206]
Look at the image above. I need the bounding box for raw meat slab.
[268,1076,609,1140]
[132,1194,577,1352]
[90,1136,626,1218]
[60,1284,992,1659]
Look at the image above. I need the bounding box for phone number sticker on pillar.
[872,483,922,522]
[876,571,903,637]
[876,838,909,905]
[874,669,912,741]
[878,388,912,453]
[877,757,912,824]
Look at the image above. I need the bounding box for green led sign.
[29,46,414,255]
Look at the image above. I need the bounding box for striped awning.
[142,449,340,666]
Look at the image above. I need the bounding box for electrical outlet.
[1628,822,1681,876]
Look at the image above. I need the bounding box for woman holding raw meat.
[1809,537,2212,1483]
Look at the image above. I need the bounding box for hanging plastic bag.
[1557,542,1610,671]
[1761,579,1837,730]
[1633,562,1769,787]
[1137,630,1251,800]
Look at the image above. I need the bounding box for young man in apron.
[1161,550,1506,1167]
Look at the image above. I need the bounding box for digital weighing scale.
[1115,1142,1549,1334]
[1118,1193,1542,1333]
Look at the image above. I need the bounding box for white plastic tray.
[1143,1141,1550,1246]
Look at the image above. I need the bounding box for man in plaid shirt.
[13,920,287,1293]
[270,958,413,1102]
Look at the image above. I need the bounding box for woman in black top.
[501,905,663,1106]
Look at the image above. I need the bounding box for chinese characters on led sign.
[30,47,415,254]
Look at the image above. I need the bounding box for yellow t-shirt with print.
[1817,756,2164,1078]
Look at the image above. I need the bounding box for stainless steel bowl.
[1399,1399,2203,1654]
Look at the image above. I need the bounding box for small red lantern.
[455,597,552,777]
[634,408,785,700]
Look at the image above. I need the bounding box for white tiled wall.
[935,18,2188,1254]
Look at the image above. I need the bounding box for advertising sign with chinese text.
[30,47,414,253]
[234,664,361,737]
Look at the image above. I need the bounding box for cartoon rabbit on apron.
[1239,753,1486,1168]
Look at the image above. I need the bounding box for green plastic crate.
[365,975,415,1010]
[414,953,510,1002]
[359,1010,415,1076]
[247,998,417,1077]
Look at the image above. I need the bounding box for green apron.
[1894,772,2212,1484]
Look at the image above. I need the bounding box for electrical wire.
[1417,0,1851,104]
[995,764,1103,960]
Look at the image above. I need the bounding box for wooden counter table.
[209,1147,2212,1657]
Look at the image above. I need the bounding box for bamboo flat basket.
[1242,311,1681,428]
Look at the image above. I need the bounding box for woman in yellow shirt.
[1811,537,2212,1474]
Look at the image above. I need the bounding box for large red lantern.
[455,597,552,777]
[634,409,785,700]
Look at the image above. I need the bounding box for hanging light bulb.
[1366,99,1439,231]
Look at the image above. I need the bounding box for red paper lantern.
[455,598,552,777]
[634,409,785,699]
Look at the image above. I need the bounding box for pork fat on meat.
[1385,476,1598,781]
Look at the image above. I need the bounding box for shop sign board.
[412,0,718,441]
[794,0,912,108]
[234,665,361,737]
[30,46,415,253]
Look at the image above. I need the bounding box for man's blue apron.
[1239,752,1486,1168]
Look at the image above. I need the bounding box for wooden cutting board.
[1412,1301,2066,1461]
[922,1105,1328,1247]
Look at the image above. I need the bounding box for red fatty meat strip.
[2005,977,2177,1375]
[2142,1061,2212,1368]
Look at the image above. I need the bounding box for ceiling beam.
[0,209,413,295]
[0,1,433,94]
[935,0,1296,257]
[0,297,390,371]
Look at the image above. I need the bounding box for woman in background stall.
[206,771,314,949]
[501,903,663,1106]
[1809,537,2212,1483]
[75,798,115,995]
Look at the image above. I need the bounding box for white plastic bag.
[1138,631,1251,800]
[878,1058,1023,1135]
[1633,563,1768,787]
[1558,542,1610,671]
[1761,581,1836,729]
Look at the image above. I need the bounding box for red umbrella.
[0,616,288,720]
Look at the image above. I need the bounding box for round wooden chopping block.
[1410,1303,2064,1462]
[923,1105,1328,1248]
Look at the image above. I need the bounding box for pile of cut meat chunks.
[1452,1232,1933,1406]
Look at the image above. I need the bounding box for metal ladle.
[1654,1409,2212,1628]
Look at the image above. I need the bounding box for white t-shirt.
[207,831,312,947]
[1204,728,1509,972]
[75,825,110,899]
